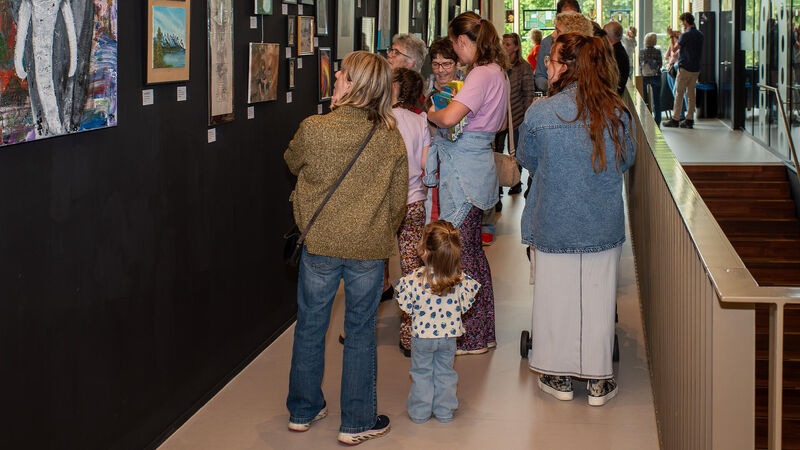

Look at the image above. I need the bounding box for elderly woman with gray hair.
[387,34,428,72]
[639,32,663,126]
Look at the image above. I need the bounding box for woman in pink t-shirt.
[426,12,508,355]
[392,68,432,355]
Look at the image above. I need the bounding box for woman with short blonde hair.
[285,50,408,444]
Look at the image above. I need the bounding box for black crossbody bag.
[283,122,379,267]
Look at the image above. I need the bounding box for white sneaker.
[288,405,328,431]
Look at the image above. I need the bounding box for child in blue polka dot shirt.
[395,220,480,423]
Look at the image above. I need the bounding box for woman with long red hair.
[517,33,636,406]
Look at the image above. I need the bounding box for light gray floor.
[660,118,781,164]
[159,189,660,450]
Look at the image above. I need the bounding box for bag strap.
[505,74,516,157]
[297,122,379,246]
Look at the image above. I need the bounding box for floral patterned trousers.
[457,206,496,351]
[398,201,426,350]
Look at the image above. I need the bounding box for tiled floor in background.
[660,118,781,164]
[159,188,660,450]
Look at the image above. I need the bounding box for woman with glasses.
[425,12,508,355]
[517,33,635,407]
[387,34,428,72]
[425,38,465,96]
[284,51,408,444]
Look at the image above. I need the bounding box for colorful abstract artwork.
[208,0,234,125]
[0,0,118,147]
[318,47,331,101]
[247,43,279,103]
[255,0,272,15]
[147,0,190,84]
[298,16,314,56]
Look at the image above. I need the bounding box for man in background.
[604,21,630,95]
[534,0,581,92]
[663,12,704,129]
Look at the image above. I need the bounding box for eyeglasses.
[431,61,455,70]
[388,46,410,59]
[544,55,567,65]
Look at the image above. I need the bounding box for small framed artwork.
[284,0,297,4]
[361,17,375,53]
[247,42,280,103]
[319,47,332,101]
[208,0,235,125]
[298,16,315,56]
[255,0,272,14]
[316,0,329,36]
[300,0,314,5]
[147,0,191,84]
[287,15,296,47]
[288,57,296,90]
[336,0,354,57]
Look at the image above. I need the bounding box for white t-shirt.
[393,108,431,205]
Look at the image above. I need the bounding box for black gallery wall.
[0,0,461,448]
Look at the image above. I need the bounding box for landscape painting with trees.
[147,0,190,84]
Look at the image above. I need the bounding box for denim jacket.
[517,84,636,253]
[423,131,499,228]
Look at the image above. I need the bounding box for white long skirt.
[528,246,622,380]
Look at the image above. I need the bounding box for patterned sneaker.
[587,378,618,406]
[455,347,488,355]
[337,415,391,445]
[288,404,328,431]
[537,374,573,401]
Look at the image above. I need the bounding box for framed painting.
[288,58,296,90]
[288,15,296,47]
[397,0,409,34]
[284,0,297,4]
[298,16,315,56]
[255,0,273,14]
[300,0,314,5]
[377,0,391,50]
[148,1,190,84]
[336,0,354,58]
[316,0,329,36]
[248,43,279,103]
[0,0,117,146]
[426,0,437,45]
[318,47,332,101]
[208,0,235,125]
[361,17,375,53]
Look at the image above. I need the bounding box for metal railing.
[624,86,800,450]
[758,84,800,187]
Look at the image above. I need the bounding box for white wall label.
[250,16,258,29]
[297,58,303,69]
[207,128,216,143]
[176,86,187,102]
[318,104,323,114]
[298,5,303,14]
[142,89,154,106]
[334,61,339,71]
[248,106,255,119]
[286,47,291,58]
[282,3,288,14]
[314,37,319,47]
[287,92,293,103]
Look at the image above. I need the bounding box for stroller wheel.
[520,330,532,359]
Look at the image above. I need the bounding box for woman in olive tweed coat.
[284,51,408,444]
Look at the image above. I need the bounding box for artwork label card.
[297,58,303,69]
[208,128,216,143]
[286,47,292,58]
[177,86,187,101]
[287,92,293,103]
[248,106,255,119]
[318,104,323,114]
[299,5,303,15]
[143,89,155,106]
[251,16,258,28]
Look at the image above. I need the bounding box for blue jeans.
[287,248,385,433]
[642,76,662,126]
[666,71,686,120]
[407,336,458,422]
